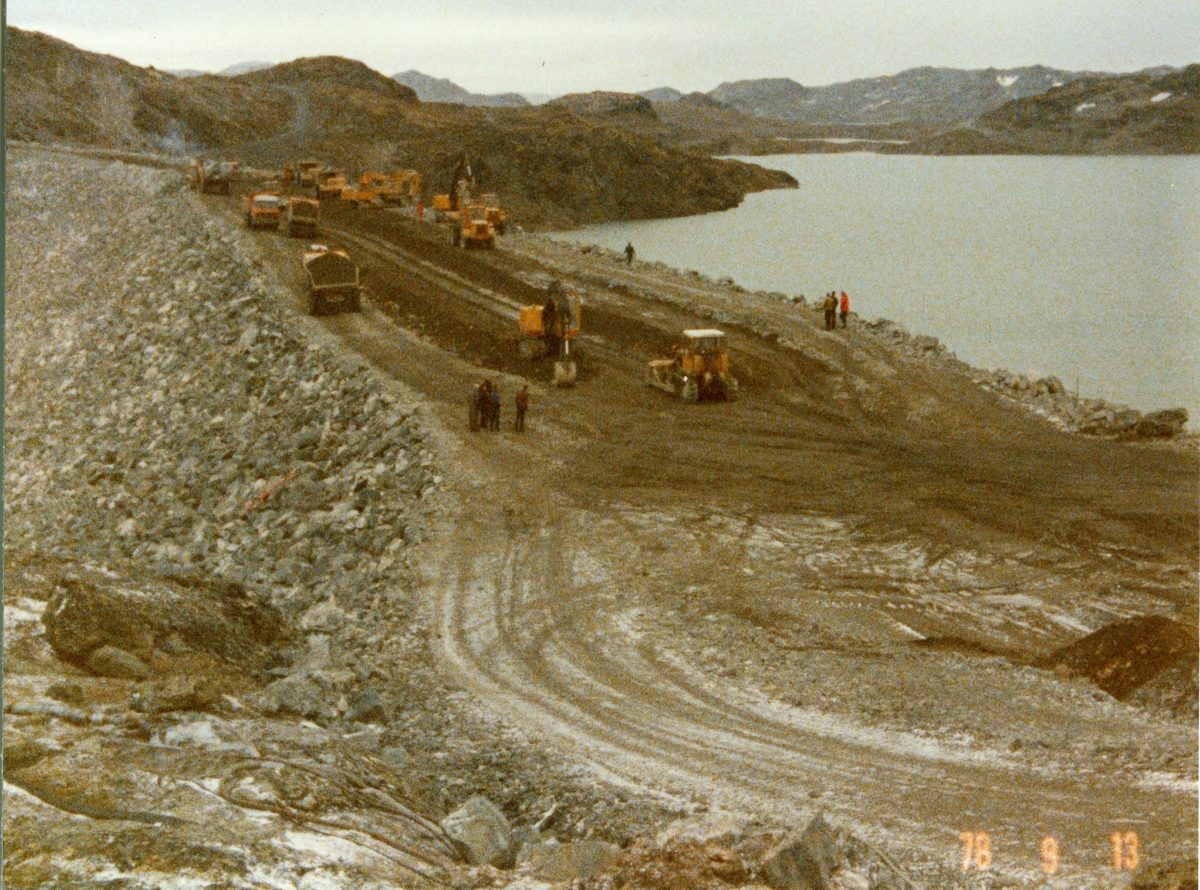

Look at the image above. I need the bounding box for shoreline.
[537,235,1195,444]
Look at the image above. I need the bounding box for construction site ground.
[4,147,1194,890]
[219,190,1197,886]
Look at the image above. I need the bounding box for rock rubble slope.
[1,145,464,889]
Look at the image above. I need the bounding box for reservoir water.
[553,154,1200,423]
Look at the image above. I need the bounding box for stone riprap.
[4,146,439,623]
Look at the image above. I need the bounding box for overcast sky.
[8,0,1199,97]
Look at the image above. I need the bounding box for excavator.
[431,156,497,248]
[518,280,581,386]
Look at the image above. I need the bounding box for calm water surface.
[554,154,1199,421]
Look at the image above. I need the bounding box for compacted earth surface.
[4,145,1197,890]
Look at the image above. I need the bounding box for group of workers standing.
[822,291,850,331]
[470,379,529,433]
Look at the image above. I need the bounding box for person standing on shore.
[469,381,483,432]
[839,290,850,328]
[514,385,529,433]
[624,242,635,266]
[490,385,501,432]
[822,292,837,330]
[481,379,494,430]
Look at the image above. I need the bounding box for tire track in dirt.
[434,514,1197,882]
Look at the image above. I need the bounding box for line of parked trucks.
[191,156,737,401]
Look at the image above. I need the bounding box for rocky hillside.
[4,27,793,229]
[391,70,529,107]
[907,64,1200,154]
[709,66,1083,127]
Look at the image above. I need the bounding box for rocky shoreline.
[549,242,1193,445]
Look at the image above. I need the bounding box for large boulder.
[41,561,285,669]
[761,813,840,890]
[441,795,515,868]
[1132,408,1189,439]
[1038,615,1197,700]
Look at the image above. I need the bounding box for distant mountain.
[219,61,274,76]
[391,70,528,107]
[709,78,813,118]
[164,68,208,79]
[909,65,1200,154]
[639,87,683,104]
[710,66,1085,127]
[548,91,657,120]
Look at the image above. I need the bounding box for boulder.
[761,813,840,890]
[441,795,515,868]
[346,685,391,723]
[46,681,85,706]
[528,838,621,882]
[86,645,149,680]
[131,675,219,713]
[255,674,335,721]
[41,562,285,670]
[1133,408,1188,439]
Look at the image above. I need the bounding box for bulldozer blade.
[553,361,578,387]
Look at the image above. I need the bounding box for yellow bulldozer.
[458,203,496,249]
[646,329,738,402]
[519,281,581,386]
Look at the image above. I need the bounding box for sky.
[8,0,1200,97]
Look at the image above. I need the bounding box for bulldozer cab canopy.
[303,248,358,288]
[250,193,281,208]
[681,329,726,352]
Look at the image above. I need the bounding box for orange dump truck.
[245,191,282,229]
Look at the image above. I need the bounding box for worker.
[624,242,635,266]
[416,202,424,221]
[479,379,494,430]
[839,291,850,328]
[489,385,502,432]
[514,385,529,433]
[822,292,837,330]
[469,382,482,432]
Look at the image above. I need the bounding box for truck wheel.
[308,291,321,316]
[348,290,362,312]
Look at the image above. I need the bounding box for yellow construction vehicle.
[519,281,581,386]
[478,193,508,235]
[342,172,387,204]
[315,168,347,200]
[458,203,496,249]
[302,245,361,315]
[244,191,282,229]
[284,197,320,238]
[646,329,739,402]
[191,159,235,194]
[296,160,322,188]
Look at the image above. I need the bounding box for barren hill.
[4,27,793,229]
[709,66,1082,127]
[392,69,529,107]
[907,64,1200,154]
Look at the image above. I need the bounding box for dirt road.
[235,196,1198,885]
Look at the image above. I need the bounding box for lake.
[552,154,1200,423]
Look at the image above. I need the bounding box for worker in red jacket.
[839,291,850,328]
